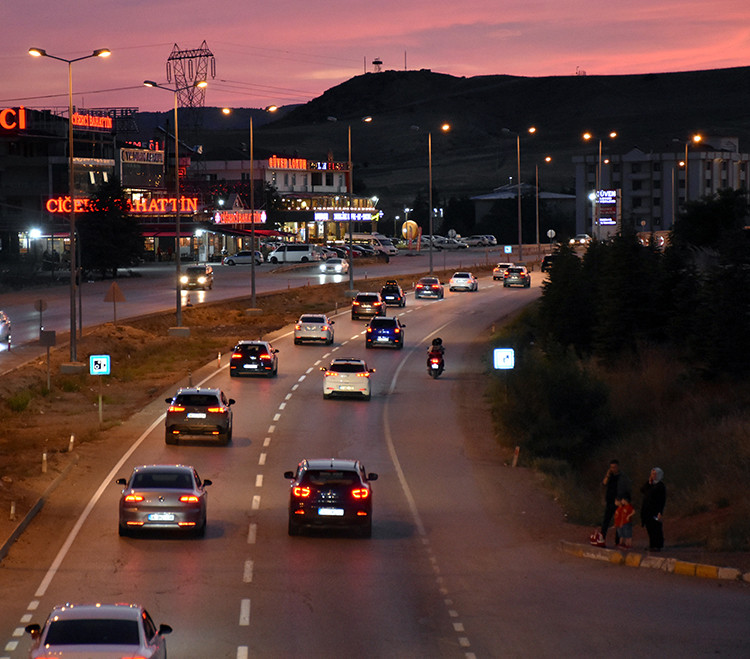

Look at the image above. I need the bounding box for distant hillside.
[141,67,750,219]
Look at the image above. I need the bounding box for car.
[116,464,212,537]
[503,265,531,288]
[222,250,263,266]
[352,243,377,256]
[366,316,405,349]
[294,313,335,345]
[569,233,592,245]
[25,603,172,659]
[414,276,444,299]
[180,264,213,290]
[541,253,559,273]
[320,358,374,400]
[483,234,498,246]
[0,310,10,343]
[449,271,478,291]
[351,292,385,320]
[164,387,234,444]
[435,238,468,250]
[284,458,378,537]
[230,339,279,377]
[492,262,515,280]
[319,257,350,274]
[380,280,406,307]
[462,235,490,246]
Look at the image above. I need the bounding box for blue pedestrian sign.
[493,348,515,370]
[90,354,111,376]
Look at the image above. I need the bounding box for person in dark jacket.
[599,459,631,546]
[641,467,666,551]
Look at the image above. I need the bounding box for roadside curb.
[559,540,750,583]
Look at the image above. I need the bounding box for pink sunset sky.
[2,0,750,113]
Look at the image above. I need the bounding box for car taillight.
[322,325,330,331]
[207,406,225,413]
[352,301,360,306]
[352,488,370,499]
[293,486,311,498]
[231,352,243,359]
[394,327,400,334]
[431,285,439,290]
[168,405,185,412]
[259,353,271,361]
[366,327,373,333]
[356,372,370,378]
[179,495,200,503]
[124,494,144,502]
[294,324,301,330]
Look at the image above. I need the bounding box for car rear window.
[174,394,219,407]
[508,268,524,274]
[356,294,379,302]
[132,471,192,489]
[236,344,266,356]
[369,318,396,328]
[44,619,140,645]
[329,362,365,373]
[419,278,439,285]
[300,315,325,323]
[453,272,470,278]
[302,470,360,486]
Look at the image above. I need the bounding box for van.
[345,233,399,256]
[267,244,322,264]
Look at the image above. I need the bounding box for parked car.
[541,253,559,272]
[449,271,478,291]
[180,264,213,290]
[25,603,172,659]
[284,458,378,537]
[267,243,321,263]
[435,238,468,250]
[294,314,335,345]
[229,340,279,377]
[0,310,10,343]
[483,235,498,246]
[351,292,385,320]
[164,387,234,444]
[380,280,406,307]
[222,250,263,266]
[366,316,405,349]
[320,358,374,400]
[414,277,444,299]
[116,464,212,537]
[503,265,531,288]
[319,257,350,274]
[492,262,514,280]
[462,235,490,246]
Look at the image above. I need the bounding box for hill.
[153,67,750,220]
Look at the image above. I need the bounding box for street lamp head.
[528,126,536,134]
[362,116,373,123]
[693,133,702,143]
[544,155,552,163]
[195,80,208,89]
[93,48,111,58]
[221,107,232,115]
[609,131,618,139]
[28,47,46,57]
[266,105,279,113]
[441,123,451,132]
[143,80,159,88]
[583,132,593,141]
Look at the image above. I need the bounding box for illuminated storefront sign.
[46,196,199,214]
[213,210,267,224]
[314,211,375,222]
[71,112,113,131]
[0,106,26,131]
[121,149,165,164]
[268,155,308,170]
[597,189,620,226]
[310,161,347,171]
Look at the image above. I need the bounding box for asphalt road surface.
[1,266,749,658]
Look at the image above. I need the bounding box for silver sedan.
[294,313,335,344]
[116,464,212,537]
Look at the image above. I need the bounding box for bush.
[6,389,34,412]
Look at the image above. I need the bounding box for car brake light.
[124,494,144,502]
[293,486,311,498]
[179,495,200,503]
[259,353,271,360]
[352,301,360,306]
[366,327,372,333]
[168,405,185,412]
[294,324,301,330]
[322,325,330,331]
[231,352,243,359]
[356,372,370,378]
[394,327,400,334]
[207,406,225,413]
[351,488,370,499]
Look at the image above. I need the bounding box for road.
[2,267,749,658]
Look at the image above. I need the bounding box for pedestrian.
[594,459,631,547]
[641,467,666,551]
[614,494,635,549]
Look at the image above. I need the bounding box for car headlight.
[180,275,188,283]
[198,276,206,284]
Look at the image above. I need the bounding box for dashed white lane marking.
[278,402,286,410]
[267,425,276,434]
[251,496,260,510]
[305,366,314,374]
[255,475,263,488]
[291,383,299,391]
[332,345,340,351]
[243,560,254,583]
[263,437,271,447]
[297,375,306,382]
[273,413,281,422]
[247,523,257,544]
[285,393,293,400]
[258,453,267,466]
[239,599,251,626]
[237,647,249,659]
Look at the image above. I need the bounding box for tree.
[77,179,143,278]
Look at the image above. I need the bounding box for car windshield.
[132,471,192,489]
[186,267,206,275]
[302,470,360,486]
[174,394,219,407]
[329,362,365,373]
[44,619,140,645]
[300,315,325,323]
[369,318,396,328]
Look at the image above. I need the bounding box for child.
[614,495,635,549]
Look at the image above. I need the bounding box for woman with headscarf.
[640,467,666,551]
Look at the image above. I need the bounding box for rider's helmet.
[432,337,443,347]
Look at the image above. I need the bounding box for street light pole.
[535,156,552,258]
[249,116,256,308]
[144,80,207,327]
[29,47,110,363]
[427,124,451,275]
[583,131,617,240]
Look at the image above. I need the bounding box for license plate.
[187,412,206,419]
[318,508,344,517]
[431,363,440,369]
[339,385,354,390]
[148,513,175,521]
[377,336,390,342]
[244,364,258,369]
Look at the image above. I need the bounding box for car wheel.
[351,314,357,320]
[364,393,371,401]
[301,257,309,262]
[195,517,206,538]
[323,392,332,400]
[398,342,404,349]
[165,431,177,445]
[359,519,372,538]
[270,257,278,264]
[118,523,129,537]
[365,341,372,349]
[271,366,278,377]
[288,516,302,536]
[503,283,509,288]
[226,259,235,266]
[294,338,301,345]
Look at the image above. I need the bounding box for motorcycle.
[427,351,444,378]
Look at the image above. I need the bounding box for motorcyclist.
[427,337,445,367]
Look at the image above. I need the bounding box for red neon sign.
[71,112,113,130]
[46,196,199,215]
[268,155,308,170]
[0,106,26,131]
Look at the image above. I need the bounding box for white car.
[223,250,263,265]
[436,238,468,250]
[0,310,10,343]
[319,257,350,274]
[483,235,498,246]
[449,271,478,291]
[25,603,172,659]
[492,262,514,280]
[321,358,374,400]
[462,235,490,246]
[570,233,592,245]
[294,313,335,345]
